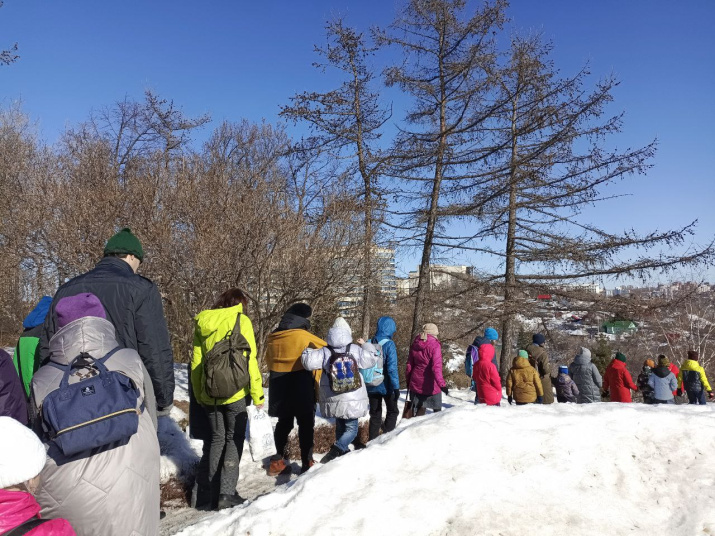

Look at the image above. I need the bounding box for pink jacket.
[472,344,502,405]
[0,490,75,535]
[406,334,446,396]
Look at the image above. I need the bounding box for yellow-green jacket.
[677,359,712,392]
[191,304,264,406]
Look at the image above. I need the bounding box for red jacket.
[603,359,638,402]
[0,490,75,535]
[406,334,446,396]
[472,344,502,405]
[669,363,680,396]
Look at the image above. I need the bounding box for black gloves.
[677,388,682,397]
[441,386,449,396]
[507,396,513,405]
[536,396,543,404]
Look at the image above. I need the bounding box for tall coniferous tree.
[281,19,390,338]
[377,0,508,338]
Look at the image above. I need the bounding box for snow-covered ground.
[162,366,715,536]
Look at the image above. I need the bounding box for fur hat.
[688,350,699,361]
[644,359,655,369]
[56,293,106,329]
[484,327,498,341]
[104,227,144,261]
[420,323,439,341]
[0,417,47,489]
[615,352,627,363]
[533,333,546,345]
[658,355,670,367]
[285,303,312,318]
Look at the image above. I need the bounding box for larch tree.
[280,19,390,338]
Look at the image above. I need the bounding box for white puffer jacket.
[301,324,377,419]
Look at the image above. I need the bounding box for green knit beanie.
[615,352,627,363]
[518,350,529,360]
[104,228,144,262]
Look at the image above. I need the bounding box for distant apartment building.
[337,246,396,317]
[396,264,474,296]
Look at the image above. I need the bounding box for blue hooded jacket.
[368,316,399,395]
[22,296,52,330]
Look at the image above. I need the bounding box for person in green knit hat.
[39,227,175,423]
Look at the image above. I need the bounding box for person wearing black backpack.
[191,288,264,510]
[677,350,713,405]
[29,293,160,536]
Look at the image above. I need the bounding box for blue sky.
[1,0,713,285]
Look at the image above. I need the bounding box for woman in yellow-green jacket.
[191,288,264,510]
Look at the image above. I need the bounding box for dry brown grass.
[160,477,191,509]
[283,421,370,459]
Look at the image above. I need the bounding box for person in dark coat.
[0,349,28,425]
[13,296,52,398]
[366,316,400,441]
[526,334,554,404]
[637,359,655,404]
[38,228,175,415]
[264,303,326,476]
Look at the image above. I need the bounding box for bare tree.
[0,2,19,66]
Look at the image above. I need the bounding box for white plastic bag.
[246,405,277,461]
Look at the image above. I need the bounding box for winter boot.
[217,493,245,510]
[300,458,315,474]
[267,457,292,477]
[351,439,367,450]
[320,445,346,464]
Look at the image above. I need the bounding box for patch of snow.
[444,343,465,373]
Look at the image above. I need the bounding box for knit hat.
[0,417,47,489]
[56,293,106,329]
[658,355,670,367]
[688,350,699,361]
[615,352,627,363]
[285,303,312,318]
[518,350,529,360]
[558,365,569,374]
[420,323,439,341]
[484,327,498,341]
[332,317,352,334]
[533,333,546,345]
[104,228,144,262]
[644,359,655,369]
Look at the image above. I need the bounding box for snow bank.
[177,401,715,536]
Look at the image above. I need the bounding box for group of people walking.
[0,227,713,535]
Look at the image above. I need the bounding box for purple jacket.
[406,335,446,396]
[555,372,579,403]
[0,349,28,425]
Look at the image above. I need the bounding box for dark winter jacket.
[368,316,400,396]
[0,349,28,425]
[555,372,579,403]
[13,296,52,397]
[526,343,553,404]
[603,359,638,402]
[637,368,655,404]
[648,366,678,402]
[38,257,175,410]
[569,348,603,404]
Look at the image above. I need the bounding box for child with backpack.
[677,350,714,405]
[301,318,377,464]
[192,288,264,509]
[637,359,655,404]
[555,365,579,403]
[30,293,160,536]
[365,316,400,441]
[0,416,76,536]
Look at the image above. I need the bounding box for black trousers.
[368,392,399,441]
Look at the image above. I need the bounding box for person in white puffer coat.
[301,317,377,464]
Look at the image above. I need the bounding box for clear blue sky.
[1,0,713,284]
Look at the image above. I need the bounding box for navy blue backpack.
[42,348,142,457]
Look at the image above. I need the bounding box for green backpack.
[203,313,251,399]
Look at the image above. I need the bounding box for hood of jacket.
[478,343,495,362]
[48,316,119,365]
[512,356,531,369]
[557,372,572,385]
[411,334,440,352]
[22,296,52,330]
[0,490,40,533]
[374,316,396,340]
[608,358,627,371]
[573,347,592,365]
[653,366,671,378]
[275,312,311,332]
[327,325,352,350]
[195,303,244,338]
